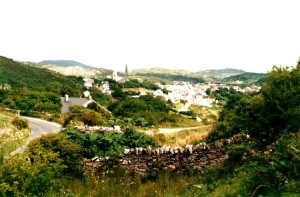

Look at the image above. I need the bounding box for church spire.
[124,64,129,81]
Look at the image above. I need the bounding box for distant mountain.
[39,60,94,69]
[222,72,269,85]
[33,60,112,78]
[0,56,83,95]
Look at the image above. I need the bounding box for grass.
[51,169,203,197]
[154,125,212,146]
[0,112,13,128]
[0,113,30,159]
[189,104,220,124]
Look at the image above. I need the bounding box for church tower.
[124,64,129,82]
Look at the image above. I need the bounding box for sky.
[0,0,299,73]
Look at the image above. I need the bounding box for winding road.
[9,117,62,155]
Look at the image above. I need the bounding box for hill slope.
[195,68,246,82]
[222,72,269,84]
[37,60,113,78]
[130,67,204,83]
[0,56,83,94]
[39,60,94,69]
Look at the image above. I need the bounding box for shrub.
[26,133,84,178]
[11,117,29,130]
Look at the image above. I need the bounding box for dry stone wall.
[84,134,250,174]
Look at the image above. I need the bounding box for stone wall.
[84,134,250,174]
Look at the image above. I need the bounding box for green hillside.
[196,68,246,75]
[130,67,204,83]
[222,72,269,84]
[39,60,94,69]
[130,68,249,83]
[0,56,83,96]
[195,68,246,82]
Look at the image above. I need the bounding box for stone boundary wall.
[0,108,20,117]
[84,134,250,174]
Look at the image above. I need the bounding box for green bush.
[11,117,29,130]
[62,129,157,159]
[26,133,84,178]
[64,105,105,126]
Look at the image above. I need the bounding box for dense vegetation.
[209,65,300,145]
[0,114,30,160]
[106,78,160,91]
[222,72,269,85]
[135,73,205,83]
[63,129,157,158]
[1,54,299,195]
[63,105,106,126]
[0,56,89,117]
[0,56,83,95]
[0,128,157,196]
[0,90,62,116]
[107,94,197,127]
[202,64,300,195]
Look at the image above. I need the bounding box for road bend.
[9,117,62,155]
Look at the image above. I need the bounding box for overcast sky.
[0,0,299,73]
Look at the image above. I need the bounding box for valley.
[0,55,299,196]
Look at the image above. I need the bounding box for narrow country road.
[9,117,62,155]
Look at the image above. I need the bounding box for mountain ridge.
[39,60,94,69]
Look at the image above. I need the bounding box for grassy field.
[153,105,219,146]
[0,113,30,159]
[154,125,212,146]
[0,112,13,128]
[52,168,203,197]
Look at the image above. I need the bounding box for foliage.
[213,87,244,104]
[62,129,158,158]
[200,65,300,195]
[26,133,84,178]
[87,102,112,117]
[45,81,82,97]
[0,56,83,95]
[0,113,30,159]
[11,117,29,130]
[197,131,300,196]
[208,65,300,146]
[111,95,170,115]
[107,94,184,127]
[0,90,62,116]
[222,72,269,85]
[88,87,112,107]
[111,88,128,101]
[134,72,205,83]
[64,105,105,126]
[106,78,160,91]
[0,153,65,196]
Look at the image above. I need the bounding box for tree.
[208,65,300,146]
[205,88,211,96]
[260,65,300,139]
